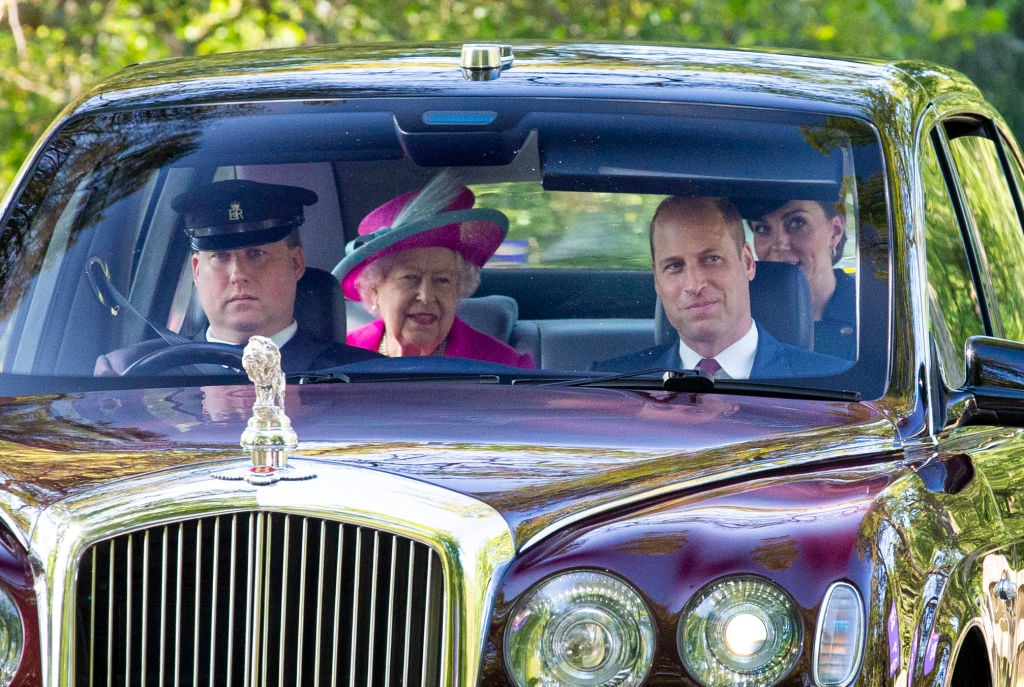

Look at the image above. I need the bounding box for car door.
[927,111,1024,686]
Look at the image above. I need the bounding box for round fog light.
[679,575,802,687]
[505,570,655,687]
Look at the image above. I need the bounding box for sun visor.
[178,110,404,164]
[537,111,846,204]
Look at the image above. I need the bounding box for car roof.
[66,41,984,122]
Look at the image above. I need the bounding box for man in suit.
[592,196,851,379]
[96,179,379,375]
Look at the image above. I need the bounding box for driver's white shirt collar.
[677,320,758,379]
[205,320,298,349]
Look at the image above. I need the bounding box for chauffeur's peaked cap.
[173,179,318,251]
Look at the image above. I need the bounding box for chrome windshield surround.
[31,460,515,686]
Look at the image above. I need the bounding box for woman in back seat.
[746,198,856,360]
[333,173,534,369]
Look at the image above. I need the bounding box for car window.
[0,100,886,396]
[922,132,985,388]
[944,119,1024,341]
[473,184,660,269]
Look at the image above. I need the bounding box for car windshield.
[0,98,888,397]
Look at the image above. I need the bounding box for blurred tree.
[0,0,1021,197]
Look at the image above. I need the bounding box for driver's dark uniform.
[94,328,379,376]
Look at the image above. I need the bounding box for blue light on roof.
[422,111,498,126]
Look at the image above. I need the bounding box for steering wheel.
[120,342,246,376]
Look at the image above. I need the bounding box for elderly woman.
[334,174,534,368]
[747,198,856,360]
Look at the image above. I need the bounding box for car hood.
[0,381,899,547]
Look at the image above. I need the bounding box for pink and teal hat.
[334,180,508,301]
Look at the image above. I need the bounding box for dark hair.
[815,200,847,264]
[285,227,303,248]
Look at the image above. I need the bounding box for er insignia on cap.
[173,179,318,252]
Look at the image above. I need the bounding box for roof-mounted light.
[460,44,513,81]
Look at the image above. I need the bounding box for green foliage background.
[2,0,1023,198]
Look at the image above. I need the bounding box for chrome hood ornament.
[214,336,314,485]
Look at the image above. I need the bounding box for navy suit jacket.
[591,323,852,378]
[95,328,380,376]
[815,269,857,360]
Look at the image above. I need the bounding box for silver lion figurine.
[239,336,298,469]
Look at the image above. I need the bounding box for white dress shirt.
[677,320,759,379]
[206,320,298,349]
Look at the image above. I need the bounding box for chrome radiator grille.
[74,512,446,686]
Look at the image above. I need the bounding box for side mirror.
[961,335,1024,425]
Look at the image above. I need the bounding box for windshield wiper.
[293,372,351,384]
[294,371,510,385]
[543,368,708,389]
[542,368,861,401]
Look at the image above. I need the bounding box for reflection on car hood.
[0,381,898,546]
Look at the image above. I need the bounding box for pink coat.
[348,317,534,369]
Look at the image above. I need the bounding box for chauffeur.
[95,179,379,375]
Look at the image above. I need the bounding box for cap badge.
[213,336,314,485]
[228,201,244,222]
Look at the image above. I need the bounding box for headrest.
[456,295,518,342]
[655,261,813,350]
[294,267,347,343]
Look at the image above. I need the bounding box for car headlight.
[504,570,655,687]
[678,575,802,687]
[0,584,22,683]
[813,582,864,687]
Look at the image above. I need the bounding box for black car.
[0,41,1020,687]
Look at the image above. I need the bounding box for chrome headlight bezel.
[503,569,656,687]
[0,583,23,684]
